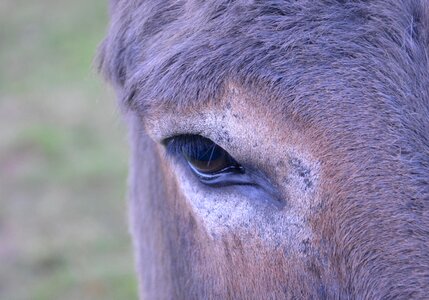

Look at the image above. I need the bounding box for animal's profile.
[98,0,429,298]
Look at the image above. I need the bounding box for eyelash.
[163,134,214,159]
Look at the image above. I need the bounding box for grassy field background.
[0,1,138,299]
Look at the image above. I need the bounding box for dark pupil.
[183,141,231,174]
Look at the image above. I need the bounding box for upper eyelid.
[163,134,220,157]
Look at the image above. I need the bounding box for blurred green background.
[0,1,138,299]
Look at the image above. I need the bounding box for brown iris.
[184,142,233,174]
[164,134,243,180]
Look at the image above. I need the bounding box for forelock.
[97,0,429,113]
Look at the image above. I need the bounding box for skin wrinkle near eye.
[146,85,322,253]
[171,152,311,250]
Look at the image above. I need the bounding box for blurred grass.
[0,1,138,299]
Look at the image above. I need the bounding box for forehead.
[101,0,425,118]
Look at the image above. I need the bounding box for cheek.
[160,146,328,297]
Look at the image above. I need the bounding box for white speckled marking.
[147,85,321,253]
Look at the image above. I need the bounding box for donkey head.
[98,1,429,298]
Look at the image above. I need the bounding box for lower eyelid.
[179,159,284,208]
[188,162,243,179]
[168,151,284,208]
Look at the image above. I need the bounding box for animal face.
[98,0,429,298]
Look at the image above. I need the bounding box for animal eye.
[163,134,244,184]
